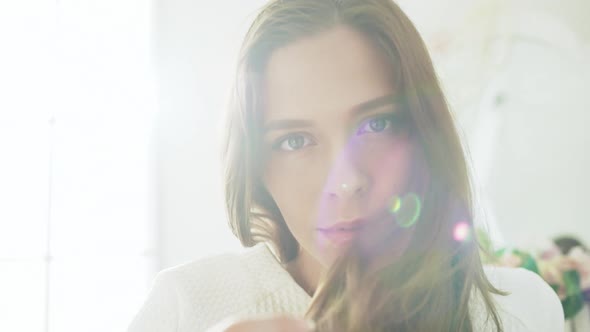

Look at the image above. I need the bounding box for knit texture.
[128,242,564,332]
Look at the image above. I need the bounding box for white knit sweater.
[128,242,564,332]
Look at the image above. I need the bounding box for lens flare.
[392,193,421,228]
[389,196,402,214]
[453,221,471,242]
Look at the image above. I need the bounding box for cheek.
[263,154,325,230]
[364,140,415,208]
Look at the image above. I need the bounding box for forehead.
[263,25,396,121]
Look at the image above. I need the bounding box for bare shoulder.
[483,266,564,332]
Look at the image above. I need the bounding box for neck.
[285,249,324,297]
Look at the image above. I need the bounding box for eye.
[357,114,398,135]
[369,118,388,132]
[274,134,314,151]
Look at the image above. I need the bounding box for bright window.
[0,1,158,331]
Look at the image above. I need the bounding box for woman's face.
[262,26,415,266]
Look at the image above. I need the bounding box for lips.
[317,219,371,245]
[320,219,368,231]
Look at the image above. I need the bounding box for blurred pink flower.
[497,252,523,268]
[568,246,590,290]
[540,242,562,260]
[538,258,567,299]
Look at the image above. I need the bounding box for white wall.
[481,8,590,249]
[154,1,268,268]
[400,0,590,249]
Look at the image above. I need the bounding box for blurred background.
[0,0,588,331]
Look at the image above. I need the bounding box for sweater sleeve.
[127,270,180,332]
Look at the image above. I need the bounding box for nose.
[324,145,369,199]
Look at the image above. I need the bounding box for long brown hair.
[223,0,506,331]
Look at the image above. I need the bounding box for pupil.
[370,118,386,132]
[288,136,304,149]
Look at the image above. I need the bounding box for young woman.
[129,1,564,331]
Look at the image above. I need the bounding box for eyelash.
[272,113,409,152]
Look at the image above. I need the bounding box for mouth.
[317,219,373,245]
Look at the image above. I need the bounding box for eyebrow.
[264,94,398,133]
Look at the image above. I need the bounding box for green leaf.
[561,270,583,319]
